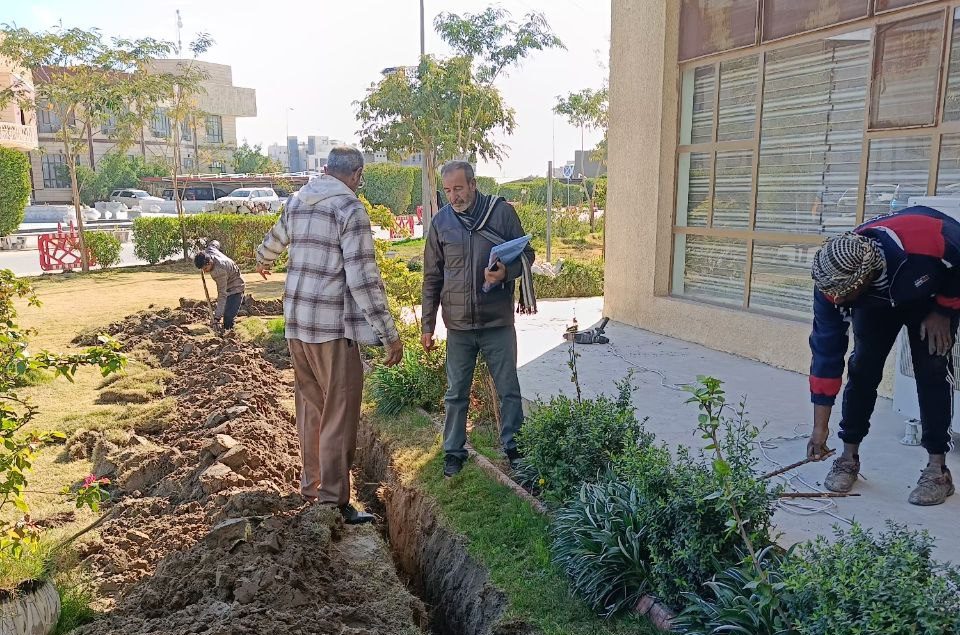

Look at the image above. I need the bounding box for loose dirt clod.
[72,305,425,634]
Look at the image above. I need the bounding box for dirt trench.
[66,302,427,635]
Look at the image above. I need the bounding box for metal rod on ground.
[546,160,553,262]
[760,450,835,481]
[200,269,215,321]
[779,492,860,498]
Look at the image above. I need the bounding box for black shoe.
[443,454,465,478]
[338,504,374,525]
[505,447,523,470]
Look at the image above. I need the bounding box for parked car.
[109,189,164,209]
[162,186,230,201]
[216,187,281,213]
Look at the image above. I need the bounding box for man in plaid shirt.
[256,147,402,524]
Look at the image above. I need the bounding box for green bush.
[361,163,415,215]
[496,179,584,206]
[780,523,960,635]
[132,214,279,268]
[516,375,648,504]
[534,260,604,299]
[0,148,31,237]
[476,175,498,194]
[82,231,122,269]
[132,217,182,264]
[367,346,447,415]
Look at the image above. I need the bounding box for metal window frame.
[671,0,960,315]
[206,115,223,144]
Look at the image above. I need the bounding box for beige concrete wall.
[606,0,813,376]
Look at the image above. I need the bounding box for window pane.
[942,9,960,122]
[876,0,939,12]
[748,242,816,318]
[865,137,930,218]
[717,55,759,141]
[676,152,712,227]
[672,235,747,306]
[679,0,758,61]
[871,12,944,129]
[936,133,960,195]
[755,33,871,235]
[762,0,869,41]
[680,66,716,145]
[713,150,753,228]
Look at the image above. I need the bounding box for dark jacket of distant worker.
[194,241,245,330]
[255,146,402,525]
[808,205,960,506]
[421,160,535,479]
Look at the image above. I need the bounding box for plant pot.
[0,579,61,635]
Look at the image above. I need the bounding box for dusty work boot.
[908,465,955,506]
[824,455,861,493]
[505,447,523,470]
[338,504,374,525]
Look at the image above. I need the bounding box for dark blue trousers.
[841,306,957,455]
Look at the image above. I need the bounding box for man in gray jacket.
[422,161,536,478]
[194,241,245,330]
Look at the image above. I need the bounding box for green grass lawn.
[369,408,661,635]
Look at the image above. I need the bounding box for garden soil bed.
[67,303,427,635]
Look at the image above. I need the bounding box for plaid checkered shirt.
[255,175,399,346]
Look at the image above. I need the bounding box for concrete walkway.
[509,297,960,563]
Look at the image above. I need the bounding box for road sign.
[562,165,574,179]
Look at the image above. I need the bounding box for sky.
[8,0,610,180]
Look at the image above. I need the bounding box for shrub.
[361,163,414,215]
[476,175,498,194]
[367,346,447,415]
[0,147,31,237]
[496,179,584,206]
[516,375,647,504]
[132,217,181,264]
[82,231,122,269]
[551,475,654,617]
[674,546,792,635]
[780,523,960,635]
[534,260,603,298]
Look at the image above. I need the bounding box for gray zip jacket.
[205,244,245,319]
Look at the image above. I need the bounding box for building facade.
[607,0,960,375]
[271,136,354,172]
[0,55,38,153]
[30,59,255,204]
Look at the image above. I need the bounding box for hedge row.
[0,148,31,237]
[132,214,278,268]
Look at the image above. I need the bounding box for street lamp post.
[420,0,433,234]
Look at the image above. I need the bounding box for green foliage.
[554,87,608,131]
[496,179,583,206]
[780,523,960,635]
[534,260,603,299]
[74,153,167,206]
[0,540,53,591]
[361,163,415,215]
[53,578,98,634]
[551,475,654,617]
[368,346,447,415]
[0,271,125,560]
[516,375,645,504]
[476,175,498,194]
[81,231,122,269]
[232,142,282,174]
[0,148,31,237]
[132,214,278,268]
[586,177,606,209]
[131,216,182,264]
[675,547,792,635]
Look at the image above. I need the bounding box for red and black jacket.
[809,206,960,406]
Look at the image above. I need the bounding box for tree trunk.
[424,150,439,234]
[64,140,89,273]
[172,141,189,260]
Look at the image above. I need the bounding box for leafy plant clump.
[0,147,31,237]
[367,346,447,416]
[534,259,603,299]
[517,374,647,504]
[82,230,122,269]
[132,214,279,267]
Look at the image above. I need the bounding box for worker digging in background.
[194,240,245,331]
[808,205,960,506]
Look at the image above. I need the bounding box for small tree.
[360,163,415,215]
[357,6,563,230]
[554,87,608,229]
[0,25,174,272]
[232,142,282,174]
[0,148,31,237]
[74,153,168,205]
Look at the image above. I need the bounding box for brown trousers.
[288,338,363,505]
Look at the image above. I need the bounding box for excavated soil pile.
[70,305,425,635]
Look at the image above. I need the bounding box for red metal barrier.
[389,215,417,239]
[38,222,96,271]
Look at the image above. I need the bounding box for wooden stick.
[761,450,835,481]
[200,270,214,317]
[779,492,860,498]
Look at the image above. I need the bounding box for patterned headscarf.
[811,232,885,297]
